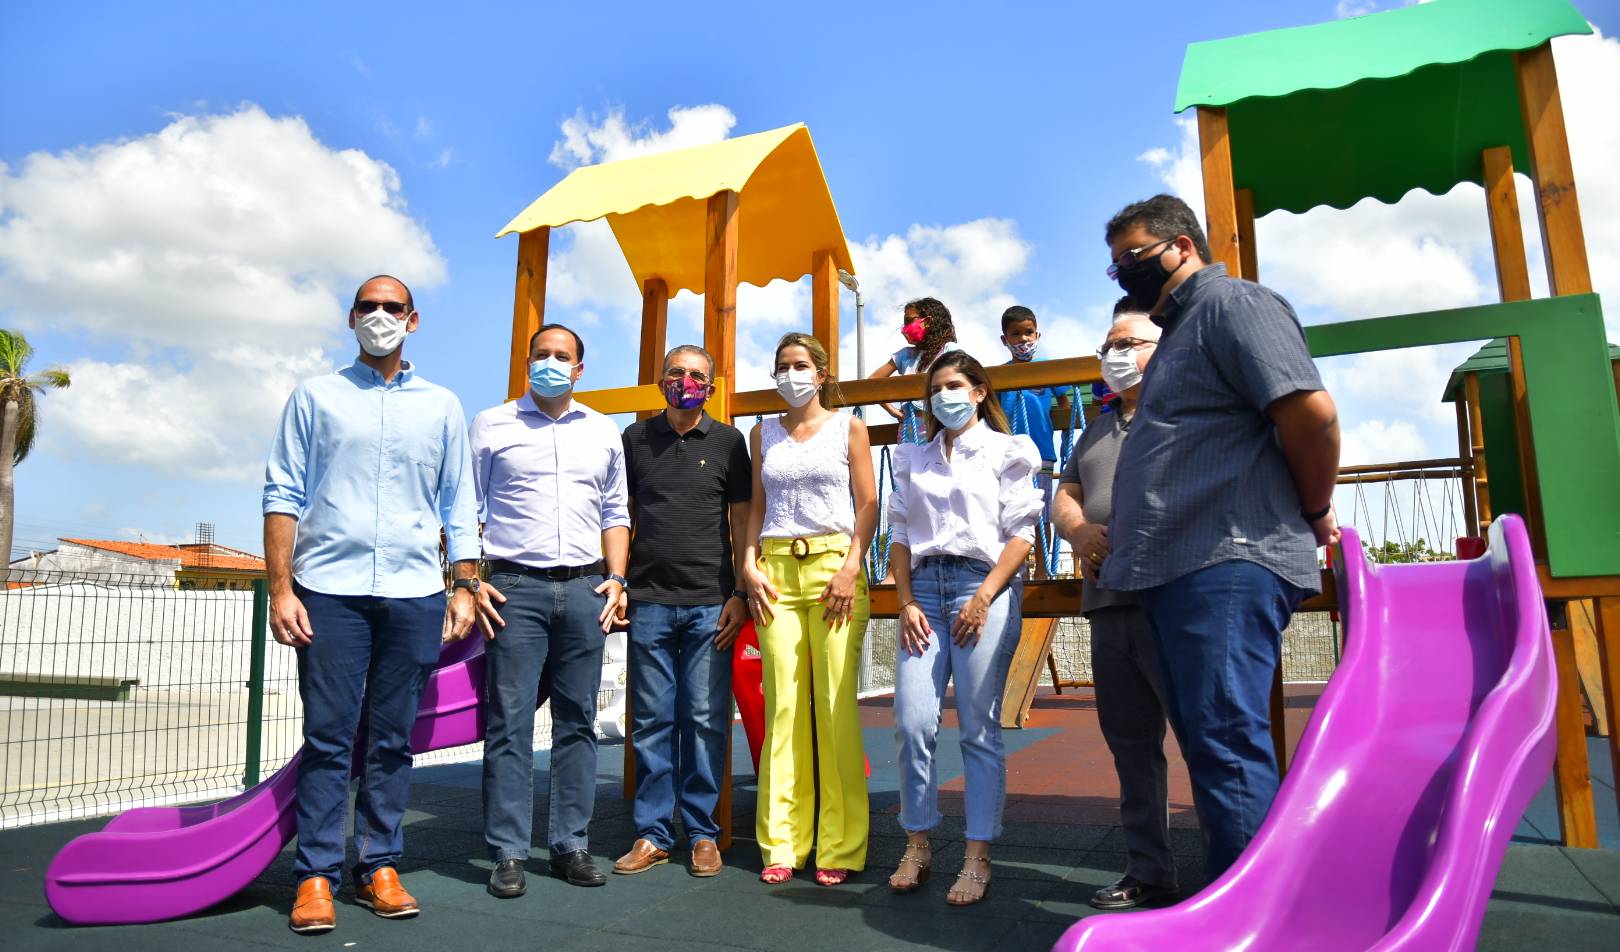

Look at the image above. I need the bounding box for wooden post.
[1550,607,1599,848]
[1592,597,1620,826]
[637,278,670,422]
[508,227,550,401]
[1515,44,1594,297]
[1196,107,1242,276]
[811,250,839,377]
[705,191,740,418]
[1454,397,1480,539]
[1506,337,1549,562]
[1464,373,1493,531]
[1271,673,1288,776]
[1235,187,1259,282]
[1481,147,1533,303]
[1571,600,1611,736]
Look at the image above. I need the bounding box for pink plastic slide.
[45,633,488,925]
[1053,515,1556,951]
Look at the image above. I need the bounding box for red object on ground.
[730,620,870,777]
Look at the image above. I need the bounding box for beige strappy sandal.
[947,855,991,906]
[888,846,932,893]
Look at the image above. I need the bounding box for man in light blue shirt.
[263,275,480,935]
[470,323,630,899]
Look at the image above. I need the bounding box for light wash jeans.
[893,555,1019,842]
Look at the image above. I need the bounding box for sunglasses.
[1105,237,1177,280]
[355,300,411,316]
[664,367,712,385]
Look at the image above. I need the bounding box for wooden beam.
[1482,147,1533,303]
[1196,107,1242,276]
[1570,599,1610,736]
[1515,44,1594,297]
[1001,618,1060,728]
[1537,568,1620,600]
[508,227,549,401]
[704,191,740,416]
[1592,596,1620,828]
[1235,187,1259,282]
[1550,610,1600,848]
[1507,337,1550,561]
[636,278,671,422]
[1454,397,1480,537]
[811,249,839,378]
[1464,373,1493,533]
[730,355,1100,418]
[1270,669,1288,776]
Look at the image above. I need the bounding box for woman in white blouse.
[741,332,878,887]
[884,350,1043,906]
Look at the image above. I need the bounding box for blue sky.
[3,0,1619,557]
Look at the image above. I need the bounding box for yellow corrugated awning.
[495,123,853,298]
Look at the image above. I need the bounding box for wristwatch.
[1302,504,1332,522]
[606,573,628,587]
[452,577,480,594]
[730,589,748,601]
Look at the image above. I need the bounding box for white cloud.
[1339,418,1432,467]
[414,116,433,139]
[548,104,738,170]
[0,105,446,478]
[1556,28,1620,339]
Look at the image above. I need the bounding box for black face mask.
[1116,244,1185,312]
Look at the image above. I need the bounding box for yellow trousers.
[755,534,870,870]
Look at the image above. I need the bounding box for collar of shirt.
[343,359,416,388]
[514,391,586,422]
[1154,262,1228,329]
[649,410,713,437]
[927,418,995,462]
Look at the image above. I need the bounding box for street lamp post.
[837,269,864,379]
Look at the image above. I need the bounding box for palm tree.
[0,329,71,567]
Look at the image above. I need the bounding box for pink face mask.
[662,375,709,410]
[902,319,927,345]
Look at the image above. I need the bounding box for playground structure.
[34,0,1620,940]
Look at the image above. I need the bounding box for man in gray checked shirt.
[1095,194,1341,883]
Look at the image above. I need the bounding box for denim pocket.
[489,571,525,593]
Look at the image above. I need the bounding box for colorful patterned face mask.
[662,375,709,410]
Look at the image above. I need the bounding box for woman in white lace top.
[883,350,1043,906]
[740,332,877,887]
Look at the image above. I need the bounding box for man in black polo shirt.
[1099,194,1340,881]
[612,344,751,879]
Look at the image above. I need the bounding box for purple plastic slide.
[1053,515,1556,951]
[45,632,488,925]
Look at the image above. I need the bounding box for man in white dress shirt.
[470,324,630,898]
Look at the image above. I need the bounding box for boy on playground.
[997,306,1069,538]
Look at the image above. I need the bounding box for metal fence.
[0,569,597,830]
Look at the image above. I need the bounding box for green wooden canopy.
[1442,336,1620,401]
[1175,0,1593,217]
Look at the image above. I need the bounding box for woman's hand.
[900,601,932,656]
[951,588,994,647]
[819,565,859,624]
[745,564,779,626]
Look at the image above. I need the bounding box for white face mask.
[355,307,410,357]
[1101,346,1144,394]
[775,368,819,408]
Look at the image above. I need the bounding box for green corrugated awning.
[1442,336,1619,401]
[1175,0,1593,217]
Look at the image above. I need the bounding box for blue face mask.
[529,356,575,398]
[930,388,979,431]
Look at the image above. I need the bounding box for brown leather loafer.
[289,877,336,934]
[612,838,670,875]
[689,838,723,878]
[355,867,419,919]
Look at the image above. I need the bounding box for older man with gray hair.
[612,344,752,878]
[1053,298,1175,910]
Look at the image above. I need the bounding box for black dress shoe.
[549,849,607,887]
[488,858,527,898]
[1089,874,1177,910]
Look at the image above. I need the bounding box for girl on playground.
[741,332,878,887]
[867,297,961,437]
[884,350,1043,906]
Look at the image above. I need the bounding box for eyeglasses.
[1105,238,1177,280]
[355,300,410,315]
[1097,337,1157,357]
[664,367,711,385]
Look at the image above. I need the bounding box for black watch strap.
[452,577,480,593]
[605,573,628,587]
[1302,504,1332,522]
[730,589,748,601]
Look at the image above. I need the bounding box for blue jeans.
[627,601,731,849]
[1138,559,1306,879]
[482,572,607,860]
[894,557,1019,842]
[292,585,444,887]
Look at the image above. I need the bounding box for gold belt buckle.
[789,537,811,560]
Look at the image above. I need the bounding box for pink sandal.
[760,865,794,884]
[815,868,850,886]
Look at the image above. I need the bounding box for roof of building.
[495,123,854,297]
[1173,0,1592,216]
[1441,336,1620,402]
[60,539,266,573]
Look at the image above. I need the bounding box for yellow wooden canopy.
[496,123,854,298]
